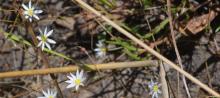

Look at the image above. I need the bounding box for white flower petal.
[33,14,40,20]
[66,83,75,88]
[37,41,42,47]
[46,89,50,96]
[52,91,57,97]
[80,83,84,86]
[155,93,159,98]
[37,36,42,40]
[39,29,43,34]
[149,91,153,95]
[152,93,155,98]
[42,90,48,97]
[67,75,74,80]
[28,0,32,8]
[94,48,100,52]
[37,97,46,98]
[45,42,51,50]
[79,70,84,78]
[39,89,57,98]
[46,30,53,37]
[70,73,76,80]
[81,77,86,82]
[24,11,28,15]
[25,15,29,19]
[35,10,43,14]
[47,39,56,44]
[32,6,35,10]
[65,80,73,84]
[75,85,79,91]
[44,27,48,35]
[76,70,79,77]
[22,4,29,10]
[41,43,45,50]
[29,18,32,22]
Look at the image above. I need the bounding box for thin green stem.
[27,23,64,98]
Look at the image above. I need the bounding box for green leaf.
[123,49,141,60]
[143,18,169,39]
[4,32,32,46]
[107,39,137,51]
[143,0,152,9]
[215,26,220,33]
[107,38,143,60]
[1,30,72,61]
[44,48,73,61]
[99,0,113,8]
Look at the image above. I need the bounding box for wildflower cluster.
[21,1,87,97]
[38,69,86,97]
[22,0,109,56]
[22,0,56,51]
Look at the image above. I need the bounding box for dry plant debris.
[0,0,220,98]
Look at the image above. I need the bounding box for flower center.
[41,35,47,42]
[48,96,53,98]
[74,79,81,85]
[27,8,34,16]
[153,85,159,92]
[100,48,106,52]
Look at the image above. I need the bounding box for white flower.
[65,69,86,91]
[148,80,162,98]
[94,40,107,58]
[38,89,57,98]
[37,27,56,50]
[22,0,43,22]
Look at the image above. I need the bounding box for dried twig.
[166,0,191,97]
[160,62,169,98]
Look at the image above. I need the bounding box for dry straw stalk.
[0,60,157,78]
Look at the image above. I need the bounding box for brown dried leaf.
[75,9,126,35]
[55,17,75,30]
[186,11,217,34]
[38,18,56,26]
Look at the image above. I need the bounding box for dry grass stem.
[0,60,157,78]
[160,62,169,98]
[166,0,191,97]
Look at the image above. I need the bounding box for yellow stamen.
[74,79,81,85]
[153,85,159,92]
[101,48,106,52]
[41,35,47,42]
[48,96,53,98]
[27,8,34,16]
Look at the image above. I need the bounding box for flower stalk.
[26,23,63,98]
